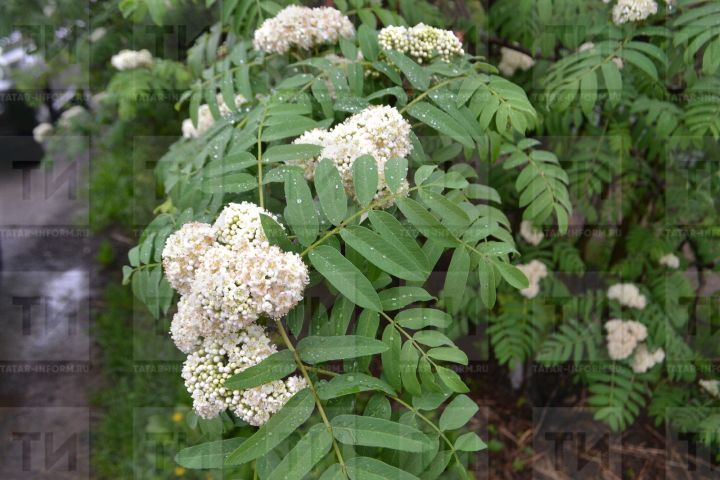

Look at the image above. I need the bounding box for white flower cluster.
[605,319,647,360]
[516,260,548,299]
[519,220,544,246]
[659,253,679,269]
[611,0,658,25]
[291,106,412,205]
[33,122,53,143]
[699,379,720,398]
[110,49,153,70]
[630,343,665,373]
[162,203,309,424]
[607,283,647,310]
[378,24,464,63]
[182,93,246,139]
[181,325,305,425]
[252,6,354,54]
[58,105,86,127]
[498,47,535,76]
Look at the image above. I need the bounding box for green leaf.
[427,347,468,365]
[353,154,379,207]
[263,144,323,163]
[175,437,247,469]
[225,389,315,465]
[436,366,469,393]
[340,226,426,281]
[408,102,474,149]
[331,415,433,452]
[395,308,451,329]
[454,432,487,452]
[444,246,470,313]
[267,424,333,480]
[259,214,294,253]
[492,260,529,289]
[317,373,396,400]
[309,246,382,311]
[346,456,419,480]
[384,157,408,193]
[385,50,430,90]
[297,335,388,364]
[414,330,454,348]
[225,350,296,390]
[316,158,348,226]
[381,325,402,390]
[201,173,257,193]
[358,24,380,61]
[400,341,422,396]
[439,394,478,431]
[367,211,430,274]
[379,287,434,311]
[320,464,347,480]
[284,170,319,246]
[397,198,458,248]
[364,393,392,419]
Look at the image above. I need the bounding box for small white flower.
[630,343,664,373]
[519,221,544,246]
[605,319,647,360]
[253,6,354,54]
[607,283,647,310]
[378,24,464,63]
[33,123,53,143]
[515,260,548,298]
[90,28,106,43]
[111,49,154,70]
[497,47,535,76]
[699,379,720,398]
[658,253,679,269]
[58,106,86,127]
[162,222,216,296]
[612,0,658,25]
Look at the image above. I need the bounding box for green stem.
[257,113,267,208]
[273,319,347,471]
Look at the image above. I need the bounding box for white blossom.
[607,283,647,310]
[605,319,647,360]
[378,24,464,63]
[58,106,86,127]
[497,47,535,76]
[162,222,216,296]
[213,201,279,251]
[659,253,679,269]
[291,106,412,205]
[631,343,664,373]
[519,221,544,246]
[89,28,106,43]
[181,326,306,425]
[253,6,354,54]
[182,93,246,138]
[515,260,548,299]
[33,123,53,143]
[111,49,154,70]
[699,379,720,398]
[612,0,658,25]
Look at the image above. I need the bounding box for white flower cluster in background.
[658,253,679,269]
[58,105,86,127]
[110,49,153,70]
[699,379,720,398]
[253,6,354,54]
[33,122,53,143]
[604,319,647,360]
[162,202,309,423]
[378,24,464,63]
[182,93,246,139]
[516,260,548,299]
[519,220,544,246]
[181,326,305,425]
[607,283,647,310]
[498,47,535,76]
[291,106,412,205]
[631,343,665,373]
[611,0,658,25]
